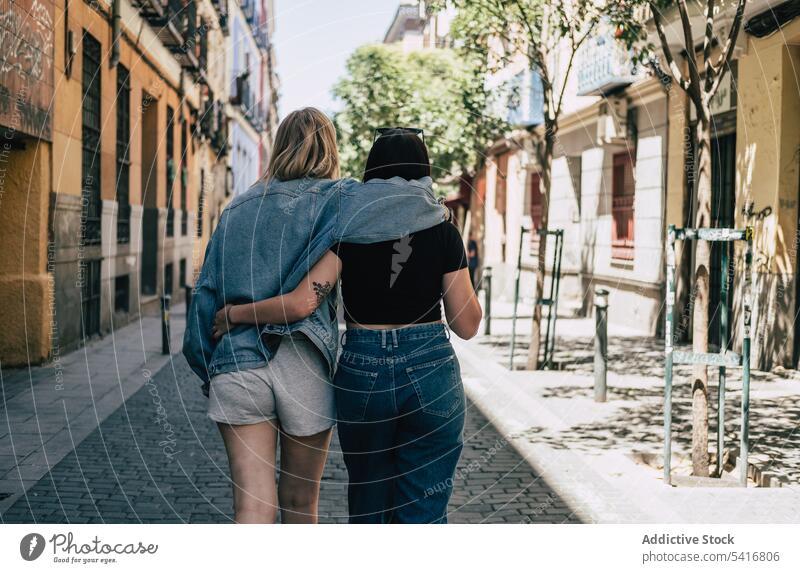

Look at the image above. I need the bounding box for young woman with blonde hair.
[183,108,447,523]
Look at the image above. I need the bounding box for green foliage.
[439,0,605,125]
[332,44,506,180]
[605,0,671,66]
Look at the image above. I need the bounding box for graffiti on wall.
[0,0,54,140]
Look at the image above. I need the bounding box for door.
[140,92,159,295]
[529,172,542,255]
[81,259,101,338]
[611,152,635,261]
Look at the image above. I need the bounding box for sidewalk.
[0,306,186,514]
[454,313,800,523]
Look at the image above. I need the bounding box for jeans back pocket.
[334,363,378,423]
[406,355,463,418]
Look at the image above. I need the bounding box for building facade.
[469,20,667,335]
[384,1,455,52]
[227,0,278,196]
[0,0,279,366]
[453,0,800,371]
[660,0,800,370]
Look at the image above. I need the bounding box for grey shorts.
[207,333,335,436]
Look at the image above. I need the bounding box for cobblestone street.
[0,355,580,524]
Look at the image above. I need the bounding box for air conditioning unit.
[596,96,628,146]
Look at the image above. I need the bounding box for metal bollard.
[185,285,193,320]
[594,287,609,402]
[483,266,492,335]
[161,294,171,355]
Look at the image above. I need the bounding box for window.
[179,259,187,288]
[530,173,543,230]
[611,152,635,260]
[197,169,205,237]
[81,33,102,245]
[116,65,131,244]
[166,105,175,237]
[81,259,101,337]
[494,153,508,215]
[164,262,174,296]
[180,119,188,235]
[494,152,509,261]
[115,275,130,313]
[529,172,543,254]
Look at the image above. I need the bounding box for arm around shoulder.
[214,250,342,337]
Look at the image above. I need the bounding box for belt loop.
[381,330,386,349]
[391,329,399,348]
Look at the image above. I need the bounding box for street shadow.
[483,333,793,384]
[513,375,800,484]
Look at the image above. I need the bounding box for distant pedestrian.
[467,233,479,290]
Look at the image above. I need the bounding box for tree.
[438,0,603,369]
[333,44,506,182]
[611,0,747,478]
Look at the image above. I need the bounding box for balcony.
[131,0,165,19]
[254,25,269,51]
[150,0,184,48]
[173,0,200,70]
[232,72,248,104]
[501,68,544,127]
[212,0,228,32]
[138,0,200,71]
[211,102,228,155]
[200,91,216,138]
[240,0,257,29]
[576,32,638,97]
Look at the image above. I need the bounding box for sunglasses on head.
[373,127,425,143]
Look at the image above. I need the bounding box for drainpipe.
[655,62,672,338]
[65,0,73,77]
[111,0,121,68]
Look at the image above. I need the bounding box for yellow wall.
[736,23,800,270]
[52,0,190,210]
[661,20,800,368]
[0,0,202,365]
[735,21,800,367]
[665,87,688,229]
[0,143,52,364]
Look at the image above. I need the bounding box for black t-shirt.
[331,221,467,325]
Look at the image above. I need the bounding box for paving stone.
[1,355,578,524]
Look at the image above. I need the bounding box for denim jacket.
[182,176,447,396]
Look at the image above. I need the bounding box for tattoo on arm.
[312,281,333,306]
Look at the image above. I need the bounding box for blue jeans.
[334,323,466,524]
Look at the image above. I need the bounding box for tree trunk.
[691,116,712,477]
[526,132,554,370]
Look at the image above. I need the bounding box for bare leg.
[278,428,333,524]
[218,420,280,523]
